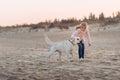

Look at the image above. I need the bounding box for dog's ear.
[70,37,75,42]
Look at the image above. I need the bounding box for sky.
[0,0,120,26]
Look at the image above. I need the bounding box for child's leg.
[78,43,82,59]
[81,43,85,59]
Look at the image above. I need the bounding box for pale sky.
[0,0,120,26]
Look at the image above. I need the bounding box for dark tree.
[99,12,105,20]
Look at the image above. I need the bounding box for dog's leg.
[65,50,74,62]
[69,49,74,62]
[65,50,70,60]
[46,46,56,63]
[65,50,73,62]
[69,49,73,59]
[56,50,62,61]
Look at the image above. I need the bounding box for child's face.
[80,26,86,31]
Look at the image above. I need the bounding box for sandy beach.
[0,24,120,80]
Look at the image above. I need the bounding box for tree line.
[0,11,120,30]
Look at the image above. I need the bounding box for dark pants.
[78,41,85,59]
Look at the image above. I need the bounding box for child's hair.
[80,22,88,27]
[76,22,88,30]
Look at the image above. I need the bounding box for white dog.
[45,34,80,62]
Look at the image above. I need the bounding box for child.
[71,22,91,61]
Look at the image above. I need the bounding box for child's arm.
[86,30,91,46]
[71,29,80,38]
[71,30,78,38]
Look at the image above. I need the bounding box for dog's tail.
[44,34,54,46]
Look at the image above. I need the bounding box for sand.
[0,24,120,80]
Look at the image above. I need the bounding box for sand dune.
[0,24,120,80]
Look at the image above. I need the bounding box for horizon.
[0,0,120,26]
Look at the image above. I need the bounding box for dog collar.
[68,40,75,45]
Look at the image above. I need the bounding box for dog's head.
[70,37,81,45]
